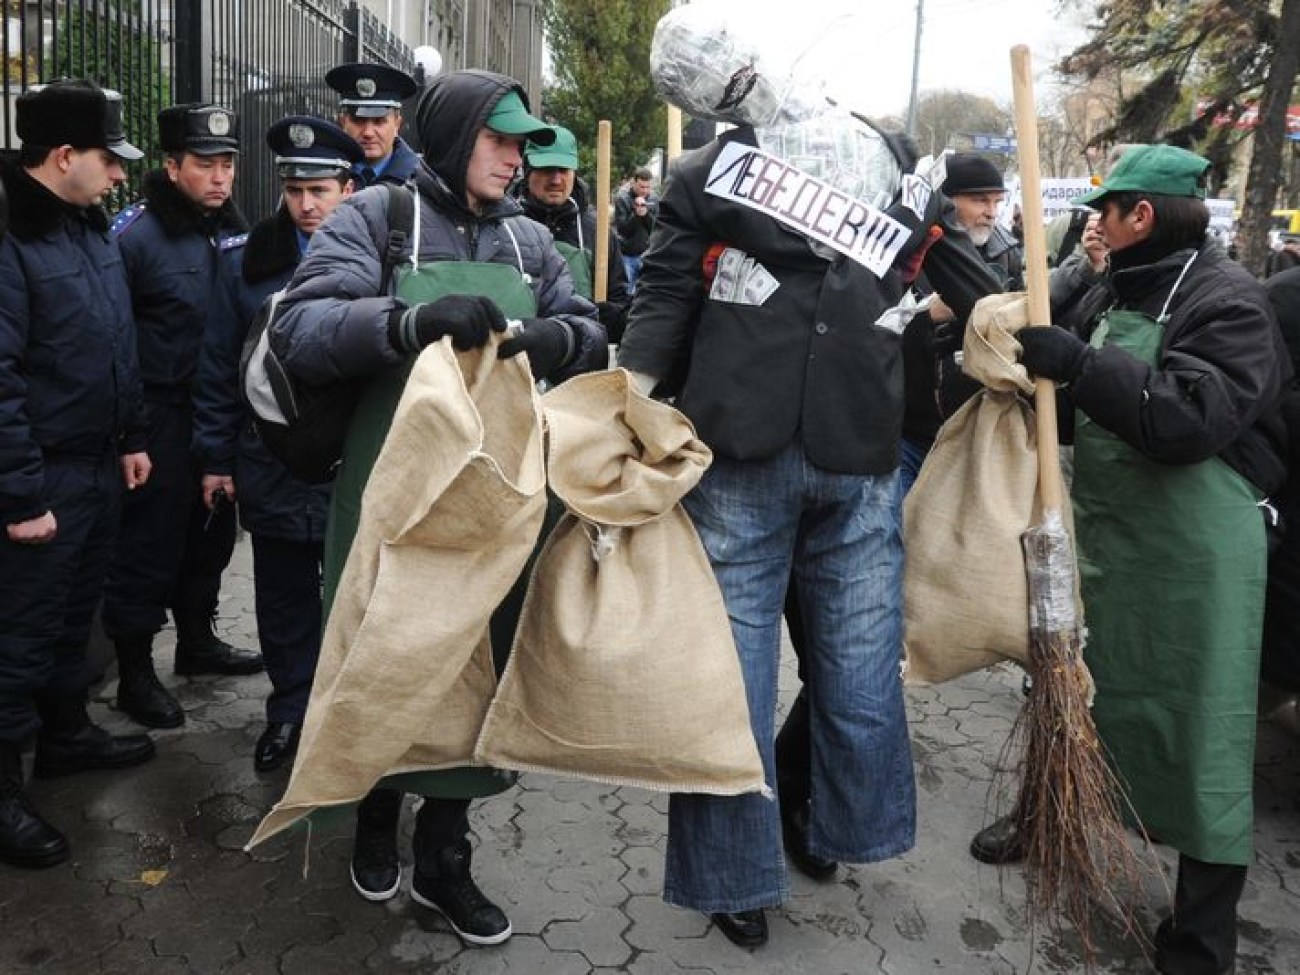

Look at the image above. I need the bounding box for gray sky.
[820,0,1091,120]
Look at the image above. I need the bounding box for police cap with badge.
[266,116,365,180]
[16,79,143,160]
[159,103,240,155]
[325,62,417,118]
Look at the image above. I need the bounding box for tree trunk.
[1238,0,1300,278]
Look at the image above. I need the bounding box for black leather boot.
[0,743,68,868]
[115,637,184,729]
[174,614,263,676]
[33,718,155,780]
[411,802,510,946]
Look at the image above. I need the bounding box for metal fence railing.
[2,0,415,221]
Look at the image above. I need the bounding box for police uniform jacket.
[272,70,605,387]
[0,161,146,523]
[193,206,330,542]
[112,169,247,403]
[356,136,421,187]
[617,127,925,476]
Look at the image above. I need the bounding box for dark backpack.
[239,183,416,483]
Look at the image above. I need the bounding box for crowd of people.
[1,53,1296,975]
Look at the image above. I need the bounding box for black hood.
[415,69,533,206]
[141,168,247,238]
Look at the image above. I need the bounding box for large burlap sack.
[904,293,1063,683]
[475,369,768,795]
[250,335,545,847]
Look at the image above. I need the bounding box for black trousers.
[102,401,236,643]
[1156,854,1247,975]
[0,456,120,743]
[251,534,323,724]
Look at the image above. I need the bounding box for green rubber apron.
[554,239,593,300]
[1072,253,1265,865]
[323,257,537,800]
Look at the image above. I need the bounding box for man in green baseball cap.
[1075,143,1209,206]
[483,90,554,143]
[1005,141,1289,975]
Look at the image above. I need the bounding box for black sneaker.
[411,840,512,946]
[350,790,402,902]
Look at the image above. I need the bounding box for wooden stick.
[593,120,612,303]
[1010,45,1065,514]
[666,104,682,166]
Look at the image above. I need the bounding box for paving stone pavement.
[4,535,1300,974]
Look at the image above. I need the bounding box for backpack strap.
[379,182,417,295]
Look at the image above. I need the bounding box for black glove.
[596,301,627,344]
[1017,326,1092,383]
[498,317,574,380]
[387,294,507,353]
[932,318,962,359]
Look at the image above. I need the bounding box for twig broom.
[1007,44,1152,964]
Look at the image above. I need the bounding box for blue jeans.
[622,254,642,293]
[664,443,916,912]
[898,436,930,498]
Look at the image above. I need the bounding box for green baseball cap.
[525,125,579,170]
[1077,144,1210,207]
[485,90,554,144]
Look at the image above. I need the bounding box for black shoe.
[970,813,1026,865]
[174,632,263,676]
[1,746,69,869]
[33,724,156,780]
[116,666,184,729]
[710,909,768,948]
[254,722,301,772]
[0,792,69,869]
[351,789,402,902]
[411,840,512,945]
[781,802,837,881]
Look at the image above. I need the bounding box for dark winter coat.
[515,175,632,341]
[1065,237,1289,496]
[111,169,247,402]
[272,70,605,386]
[192,206,330,542]
[352,136,422,188]
[618,126,934,475]
[613,184,657,256]
[0,161,146,523]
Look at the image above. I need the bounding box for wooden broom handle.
[1011,45,1065,513]
[594,120,612,303]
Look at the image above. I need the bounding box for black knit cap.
[16,80,143,160]
[941,153,1005,195]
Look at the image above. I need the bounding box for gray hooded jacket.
[270,70,604,385]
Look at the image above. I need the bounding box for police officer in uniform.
[103,103,263,731]
[1,80,156,869]
[193,116,363,772]
[325,62,420,187]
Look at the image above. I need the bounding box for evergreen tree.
[541,0,672,184]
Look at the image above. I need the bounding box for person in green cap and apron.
[513,124,632,343]
[269,68,606,947]
[1010,143,1290,975]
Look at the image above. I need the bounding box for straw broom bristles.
[1008,519,1155,967]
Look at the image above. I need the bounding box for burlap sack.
[250,336,545,846]
[475,369,768,795]
[904,292,1056,683]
